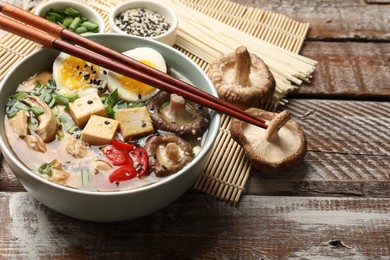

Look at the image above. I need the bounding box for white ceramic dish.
[0,34,220,222]
[34,0,105,34]
[109,0,178,46]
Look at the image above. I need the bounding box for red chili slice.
[101,145,131,166]
[129,147,149,176]
[109,164,138,183]
[112,140,136,151]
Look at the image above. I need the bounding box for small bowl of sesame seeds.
[109,0,178,46]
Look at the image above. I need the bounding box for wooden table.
[1,0,389,258]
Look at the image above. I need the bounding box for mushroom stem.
[165,142,181,162]
[167,94,186,114]
[234,46,251,86]
[264,110,291,142]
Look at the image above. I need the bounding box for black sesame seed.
[141,121,147,128]
[97,86,103,91]
[92,71,97,74]
[76,65,80,70]
[137,94,142,99]
[84,64,88,68]
[84,74,90,80]
[161,165,167,170]
[104,121,110,125]
[149,105,154,111]
[103,70,107,75]
[87,100,93,104]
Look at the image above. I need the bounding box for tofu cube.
[115,107,154,140]
[69,93,106,127]
[81,115,119,145]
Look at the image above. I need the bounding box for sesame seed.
[114,8,171,37]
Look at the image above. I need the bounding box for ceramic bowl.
[109,0,178,46]
[0,34,220,222]
[34,0,105,34]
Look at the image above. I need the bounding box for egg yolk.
[59,56,101,90]
[119,60,156,95]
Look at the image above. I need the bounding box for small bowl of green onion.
[34,0,105,34]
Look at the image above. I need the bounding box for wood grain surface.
[1,193,390,259]
[0,0,389,259]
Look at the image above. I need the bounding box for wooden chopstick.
[0,2,268,129]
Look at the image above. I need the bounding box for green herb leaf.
[37,160,57,176]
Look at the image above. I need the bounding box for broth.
[4,54,210,192]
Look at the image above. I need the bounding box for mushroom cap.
[229,108,307,173]
[208,46,275,109]
[147,91,210,137]
[145,133,193,177]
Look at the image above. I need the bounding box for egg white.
[107,47,167,102]
[52,52,108,97]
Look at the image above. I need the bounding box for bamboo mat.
[0,0,310,204]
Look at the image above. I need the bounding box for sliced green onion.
[64,7,80,17]
[82,21,98,31]
[37,160,57,176]
[30,106,44,115]
[11,91,28,101]
[28,111,39,131]
[15,101,30,111]
[114,100,129,111]
[69,17,81,32]
[81,169,89,187]
[53,95,70,106]
[62,92,78,102]
[75,26,88,34]
[59,114,77,134]
[62,17,74,27]
[128,101,146,108]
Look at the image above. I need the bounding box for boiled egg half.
[53,52,108,96]
[107,47,167,102]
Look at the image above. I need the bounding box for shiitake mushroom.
[145,133,194,177]
[229,109,307,173]
[147,91,210,137]
[208,46,275,109]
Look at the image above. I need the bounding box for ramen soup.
[4,47,210,191]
